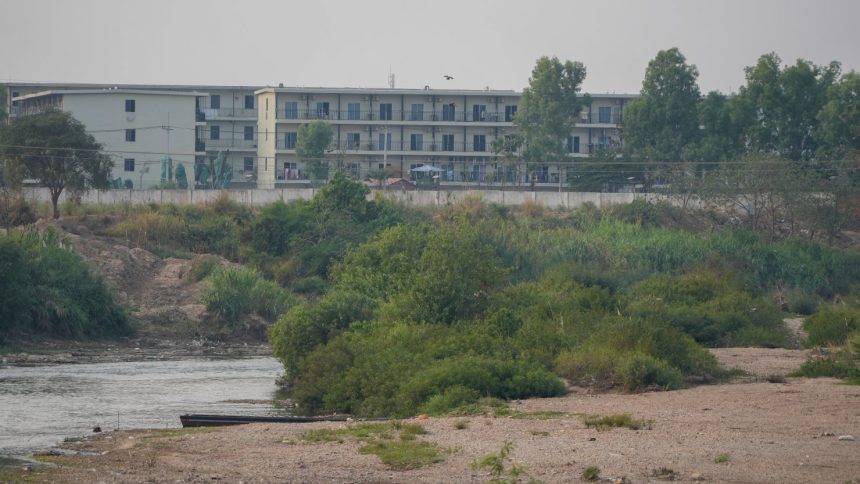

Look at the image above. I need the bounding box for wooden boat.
[179,413,350,427]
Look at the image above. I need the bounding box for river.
[0,357,284,456]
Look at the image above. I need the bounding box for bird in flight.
[443,75,454,80]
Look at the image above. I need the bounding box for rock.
[689,473,705,481]
[92,426,102,433]
[837,435,855,441]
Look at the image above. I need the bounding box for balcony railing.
[579,113,622,125]
[275,109,513,123]
[205,138,257,149]
[195,140,206,152]
[277,139,515,154]
[201,107,258,118]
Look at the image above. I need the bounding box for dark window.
[125,129,136,142]
[347,133,360,149]
[473,135,486,152]
[125,99,135,112]
[567,136,581,153]
[210,95,221,109]
[505,105,517,122]
[244,95,254,110]
[598,107,612,124]
[379,103,393,121]
[347,103,360,120]
[442,134,455,151]
[244,126,254,141]
[410,133,423,151]
[472,104,487,122]
[284,102,298,119]
[284,132,297,149]
[210,126,220,140]
[442,104,456,121]
[243,157,254,171]
[378,133,391,150]
[123,158,135,171]
[316,102,330,119]
[410,103,424,121]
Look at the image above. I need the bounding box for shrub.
[189,255,220,281]
[583,466,601,481]
[583,414,649,430]
[804,309,859,346]
[204,267,294,323]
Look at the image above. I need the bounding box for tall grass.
[204,266,295,323]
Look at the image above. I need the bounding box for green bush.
[204,267,294,323]
[0,228,130,342]
[189,255,220,281]
[804,310,859,346]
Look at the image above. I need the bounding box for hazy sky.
[2,0,858,95]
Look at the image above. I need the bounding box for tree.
[736,53,840,161]
[692,91,743,162]
[297,121,334,182]
[0,84,7,124]
[816,71,860,160]
[623,48,701,163]
[0,110,112,218]
[515,57,589,165]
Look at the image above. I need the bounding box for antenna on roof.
[388,69,395,89]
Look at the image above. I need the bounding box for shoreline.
[0,339,273,367]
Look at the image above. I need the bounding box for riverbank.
[0,339,272,367]
[4,348,858,483]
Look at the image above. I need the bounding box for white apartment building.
[6,82,635,189]
[7,83,262,187]
[12,89,205,188]
[255,87,633,188]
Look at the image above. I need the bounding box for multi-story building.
[11,88,205,188]
[6,82,635,189]
[6,83,262,187]
[255,86,633,188]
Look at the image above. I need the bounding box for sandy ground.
[3,348,859,483]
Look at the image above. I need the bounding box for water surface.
[0,357,283,456]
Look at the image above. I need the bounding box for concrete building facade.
[255,86,633,188]
[12,89,205,188]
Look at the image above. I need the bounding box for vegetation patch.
[470,440,528,482]
[358,439,444,470]
[301,423,392,443]
[582,465,601,481]
[583,414,650,431]
[714,453,731,463]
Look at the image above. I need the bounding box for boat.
[179,414,351,428]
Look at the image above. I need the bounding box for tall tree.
[0,110,112,218]
[816,71,860,160]
[296,121,334,182]
[515,56,589,165]
[623,48,701,162]
[692,91,743,162]
[736,53,840,160]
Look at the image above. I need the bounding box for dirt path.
[5,348,858,483]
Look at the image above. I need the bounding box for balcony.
[205,138,257,150]
[579,113,622,125]
[275,109,512,123]
[195,140,206,152]
[276,139,512,155]
[201,107,257,119]
[196,111,206,122]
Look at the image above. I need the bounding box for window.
[210,125,220,140]
[441,134,455,151]
[598,107,612,124]
[410,103,424,121]
[243,157,254,171]
[472,104,487,122]
[125,129,136,142]
[347,102,360,120]
[410,133,423,151]
[244,126,254,141]
[316,102,330,119]
[442,104,456,121]
[125,99,135,112]
[505,105,517,122]
[284,132,297,149]
[567,136,580,153]
[379,103,393,121]
[123,158,135,172]
[210,95,221,109]
[347,133,361,149]
[284,101,298,119]
[473,135,486,152]
[244,95,254,110]
[378,132,392,150]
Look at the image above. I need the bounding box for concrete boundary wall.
[23,188,656,210]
